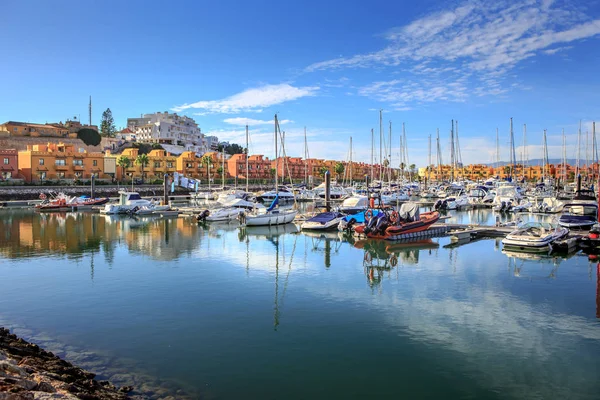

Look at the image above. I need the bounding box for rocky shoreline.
[0,327,133,399]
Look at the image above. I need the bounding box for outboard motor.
[196,209,210,222]
[505,201,513,212]
[373,214,389,235]
[363,213,381,234]
[499,201,506,211]
[434,199,442,211]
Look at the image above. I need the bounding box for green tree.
[100,108,116,137]
[399,162,405,179]
[135,154,149,183]
[409,163,416,180]
[117,156,131,183]
[201,155,213,188]
[334,162,345,180]
[77,128,101,146]
[217,166,224,183]
[319,166,329,178]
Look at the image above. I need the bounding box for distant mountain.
[487,159,581,167]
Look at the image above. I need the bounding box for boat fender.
[364,209,373,222]
[390,255,398,267]
[390,211,399,223]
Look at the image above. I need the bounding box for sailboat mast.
[543,129,548,180]
[577,120,581,179]
[523,124,527,178]
[245,124,249,192]
[562,129,566,183]
[496,128,499,168]
[594,122,598,183]
[455,120,461,180]
[450,120,455,181]
[349,136,353,186]
[586,129,590,182]
[428,134,432,185]
[403,123,409,174]
[370,128,374,182]
[388,120,392,184]
[379,109,383,183]
[436,128,441,180]
[274,114,278,190]
[509,117,514,178]
[304,127,308,187]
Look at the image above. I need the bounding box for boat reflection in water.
[354,238,439,288]
[502,248,578,279]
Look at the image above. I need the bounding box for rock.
[35,381,56,393]
[118,385,133,393]
[15,379,38,390]
[0,393,34,400]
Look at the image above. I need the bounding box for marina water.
[1,209,599,399]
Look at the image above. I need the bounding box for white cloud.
[172,84,319,114]
[223,117,292,126]
[306,0,600,109]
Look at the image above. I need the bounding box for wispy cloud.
[306,0,600,108]
[172,83,319,114]
[223,117,292,126]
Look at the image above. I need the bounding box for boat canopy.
[307,212,343,224]
[399,202,419,222]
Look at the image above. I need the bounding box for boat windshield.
[519,221,556,230]
[128,194,142,200]
[496,187,517,197]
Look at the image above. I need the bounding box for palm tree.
[399,162,405,180]
[117,156,130,183]
[201,155,212,189]
[409,163,416,181]
[135,154,149,183]
[334,162,344,181]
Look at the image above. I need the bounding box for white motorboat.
[134,204,171,215]
[529,197,564,213]
[338,195,369,214]
[313,183,346,200]
[242,208,298,226]
[204,199,264,222]
[260,187,295,203]
[301,211,344,231]
[492,184,523,212]
[215,189,251,204]
[502,222,568,251]
[100,191,153,214]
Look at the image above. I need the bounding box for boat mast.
[304,126,308,187]
[245,124,249,192]
[577,120,581,180]
[388,120,392,184]
[221,145,225,189]
[436,128,442,181]
[562,129,567,183]
[509,117,515,179]
[586,128,590,183]
[542,129,548,181]
[403,123,409,180]
[594,122,598,183]
[523,124,527,179]
[370,128,374,182]
[274,114,278,191]
[455,120,462,181]
[450,119,455,182]
[349,136,353,187]
[379,109,383,184]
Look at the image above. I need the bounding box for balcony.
[55,165,69,171]
[73,165,85,170]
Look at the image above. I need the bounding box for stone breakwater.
[0,186,191,202]
[0,327,131,399]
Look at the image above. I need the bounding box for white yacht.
[260,187,295,203]
[205,199,264,222]
[101,191,153,214]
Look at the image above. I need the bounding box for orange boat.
[354,208,440,240]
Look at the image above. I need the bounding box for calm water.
[1,209,599,399]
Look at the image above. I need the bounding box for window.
[56,172,65,179]
[3,158,8,165]
[39,159,44,165]
[1,172,11,179]
[39,172,46,179]
[74,172,82,178]
[154,161,161,168]
[186,163,193,168]
[93,160,97,167]
[55,159,66,166]
[73,159,83,166]
[167,162,174,168]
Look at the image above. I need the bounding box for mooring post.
[163,174,169,206]
[90,174,95,199]
[325,170,331,212]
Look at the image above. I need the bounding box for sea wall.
[0,186,192,202]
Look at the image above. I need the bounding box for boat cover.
[307,212,343,224]
[399,202,420,222]
[342,209,381,224]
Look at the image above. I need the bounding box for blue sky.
[2,0,600,166]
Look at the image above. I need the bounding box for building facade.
[127,112,208,154]
[0,149,18,180]
[18,143,106,183]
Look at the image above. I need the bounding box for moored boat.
[353,202,440,240]
[301,211,344,231]
[502,222,568,251]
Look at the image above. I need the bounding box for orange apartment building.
[117,148,178,181]
[0,149,19,180]
[227,154,272,181]
[18,143,106,183]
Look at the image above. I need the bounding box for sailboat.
[242,115,298,226]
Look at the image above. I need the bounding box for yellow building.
[116,148,178,182]
[18,142,106,183]
[1,121,69,137]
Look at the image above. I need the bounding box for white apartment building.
[127,112,211,154]
[206,135,219,150]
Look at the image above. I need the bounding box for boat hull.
[354,211,440,240]
[244,210,298,226]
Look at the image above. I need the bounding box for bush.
[77,128,101,146]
